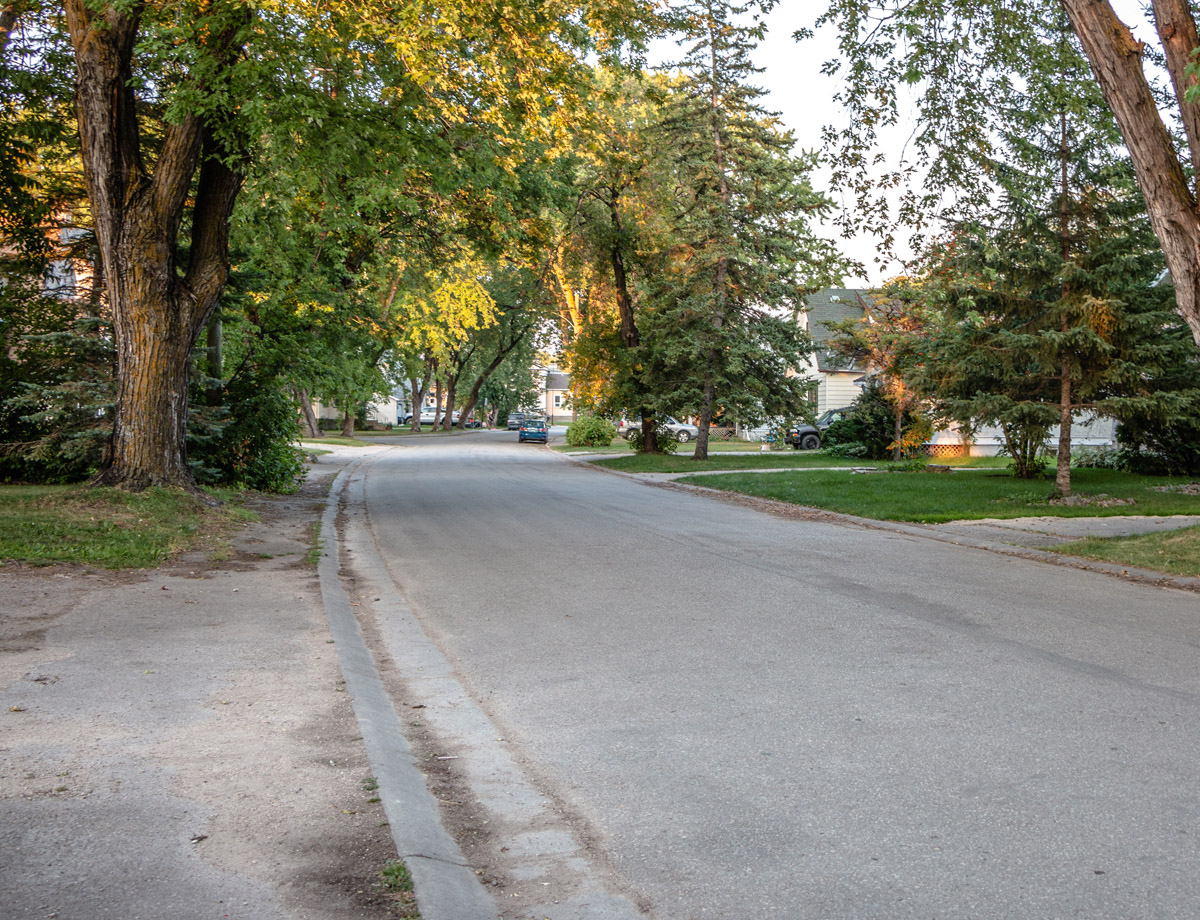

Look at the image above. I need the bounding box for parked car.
[619,415,700,443]
[404,408,460,425]
[518,419,548,443]
[783,423,822,450]
[507,411,527,430]
[782,407,853,450]
[815,407,852,429]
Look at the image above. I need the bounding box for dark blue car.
[518,419,548,443]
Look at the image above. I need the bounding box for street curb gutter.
[319,457,499,920]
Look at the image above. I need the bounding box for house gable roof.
[804,288,871,373]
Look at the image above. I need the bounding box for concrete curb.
[319,456,499,920]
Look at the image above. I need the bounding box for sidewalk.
[0,449,405,920]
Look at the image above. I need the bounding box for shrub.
[189,374,305,493]
[822,441,869,459]
[819,380,924,461]
[627,423,679,455]
[1116,413,1200,476]
[565,415,617,447]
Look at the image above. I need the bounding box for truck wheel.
[800,433,820,450]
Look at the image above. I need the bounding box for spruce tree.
[651,0,843,459]
[910,7,1194,494]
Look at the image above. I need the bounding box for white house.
[797,288,1120,456]
[538,366,573,425]
[797,288,871,413]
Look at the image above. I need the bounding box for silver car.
[622,415,699,443]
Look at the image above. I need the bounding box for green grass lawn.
[679,468,1200,523]
[1053,526,1200,578]
[556,438,830,454]
[0,485,253,568]
[594,451,1010,474]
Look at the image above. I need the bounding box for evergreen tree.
[907,8,1194,492]
[651,0,844,459]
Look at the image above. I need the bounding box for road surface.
[338,430,1200,919]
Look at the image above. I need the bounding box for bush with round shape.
[565,415,617,447]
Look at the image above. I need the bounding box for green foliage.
[626,422,679,455]
[0,294,114,484]
[1114,412,1200,476]
[813,0,1105,249]
[379,859,414,893]
[820,380,918,462]
[565,415,616,447]
[891,7,1197,490]
[188,370,305,494]
[640,3,846,439]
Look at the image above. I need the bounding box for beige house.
[540,367,573,425]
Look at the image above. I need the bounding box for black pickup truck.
[783,423,822,450]
[783,407,852,450]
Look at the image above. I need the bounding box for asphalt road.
[350,430,1200,919]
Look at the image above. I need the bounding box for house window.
[553,394,563,408]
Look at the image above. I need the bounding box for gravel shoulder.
[0,450,407,920]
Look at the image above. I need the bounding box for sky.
[649,2,1161,287]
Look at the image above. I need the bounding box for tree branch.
[1151,0,1200,191]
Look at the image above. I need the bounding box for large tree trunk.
[892,403,904,462]
[1063,0,1200,346]
[693,371,715,461]
[408,377,427,431]
[442,376,458,431]
[639,411,661,454]
[1055,357,1074,499]
[609,194,640,349]
[65,2,247,491]
[295,388,322,438]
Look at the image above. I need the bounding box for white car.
[404,408,460,425]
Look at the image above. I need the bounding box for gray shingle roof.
[804,288,871,343]
[545,371,570,390]
[805,288,871,373]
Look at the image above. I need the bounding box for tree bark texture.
[65,1,246,490]
[1056,355,1074,498]
[608,195,640,349]
[295,389,322,439]
[409,377,427,431]
[205,316,223,407]
[1063,0,1200,346]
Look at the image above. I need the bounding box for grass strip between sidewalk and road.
[677,468,1200,522]
[593,451,1009,473]
[1052,526,1200,578]
[0,485,255,568]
